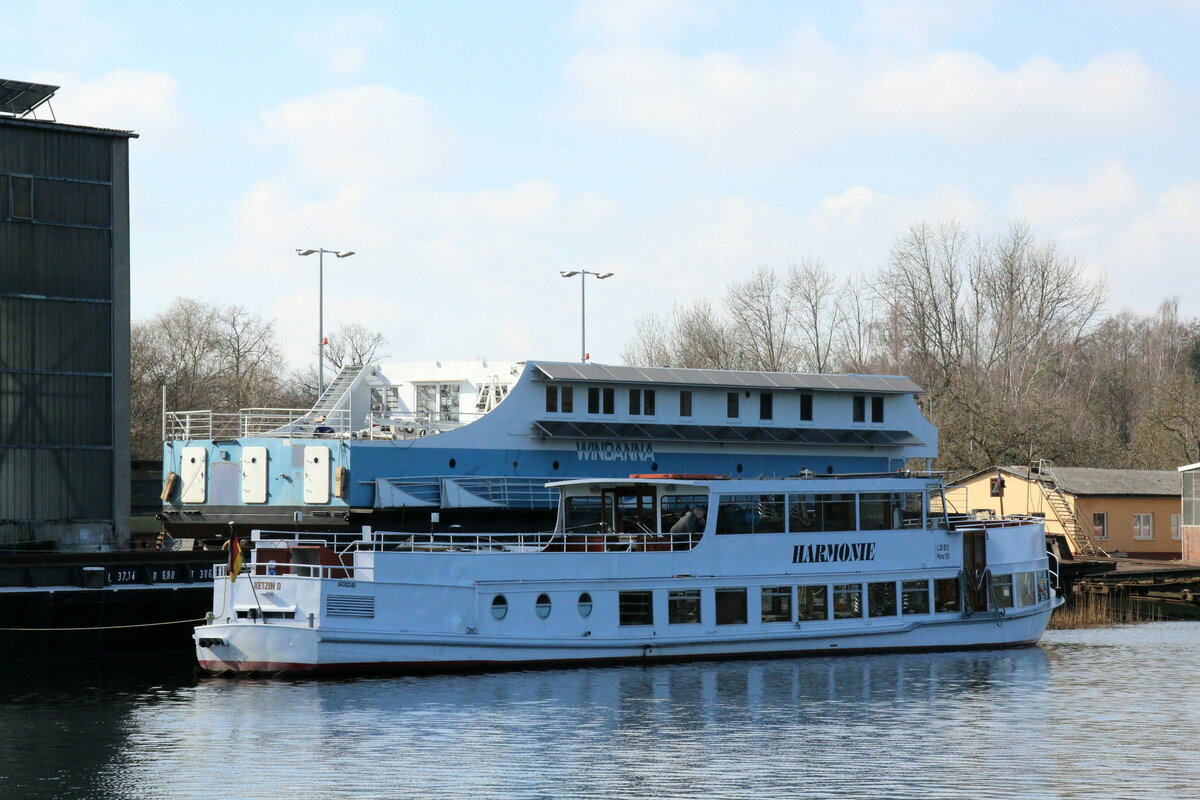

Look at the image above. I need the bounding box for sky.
[5,0,1200,370]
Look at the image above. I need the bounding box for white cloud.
[571,0,720,41]
[1010,160,1140,227]
[808,186,888,231]
[254,85,457,183]
[566,35,1177,157]
[41,68,183,139]
[296,13,383,77]
[855,0,992,46]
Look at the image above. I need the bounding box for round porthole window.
[449,458,457,468]
[578,592,593,618]
[491,595,508,620]
[536,593,552,619]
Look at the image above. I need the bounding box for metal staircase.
[313,364,368,415]
[1030,460,1106,557]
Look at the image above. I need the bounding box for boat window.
[610,489,656,534]
[990,574,1014,609]
[619,591,654,626]
[868,581,897,617]
[661,495,709,534]
[587,387,614,415]
[716,588,747,625]
[546,386,558,413]
[679,390,692,417]
[1016,572,1037,606]
[871,396,884,423]
[933,578,960,612]
[902,580,930,614]
[535,594,552,619]
[668,589,701,624]
[727,392,739,418]
[797,585,828,620]
[603,387,614,414]
[564,496,607,534]
[629,388,642,415]
[832,583,863,619]
[857,493,924,530]
[491,595,508,620]
[759,392,773,420]
[578,592,593,617]
[799,393,813,422]
[1036,571,1051,604]
[788,494,855,532]
[561,386,573,413]
[715,494,786,534]
[761,586,792,622]
[588,387,599,413]
[852,395,866,423]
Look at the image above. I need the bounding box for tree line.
[622,220,1200,476]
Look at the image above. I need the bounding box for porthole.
[535,593,552,619]
[827,465,834,474]
[651,462,658,471]
[512,460,518,469]
[491,595,508,620]
[736,463,743,473]
[449,458,457,468]
[578,592,593,617]
[552,460,560,470]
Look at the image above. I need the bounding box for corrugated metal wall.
[0,119,131,547]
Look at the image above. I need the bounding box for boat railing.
[163,407,491,441]
[246,527,703,555]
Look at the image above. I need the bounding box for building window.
[759,393,773,420]
[871,396,884,423]
[868,581,897,617]
[727,392,739,419]
[11,175,32,220]
[1172,514,1182,541]
[546,386,558,413]
[629,388,642,415]
[716,588,747,624]
[668,589,701,624]
[619,591,654,625]
[902,580,930,614]
[1092,512,1108,540]
[797,585,827,620]
[799,393,813,422]
[1133,513,1154,540]
[679,390,693,417]
[761,586,791,622]
[852,396,866,423]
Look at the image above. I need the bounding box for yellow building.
[949,462,1182,560]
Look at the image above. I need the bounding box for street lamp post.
[296,248,356,396]
[559,269,613,363]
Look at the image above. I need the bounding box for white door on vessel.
[180,446,207,503]
[303,446,331,503]
[241,446,268,503]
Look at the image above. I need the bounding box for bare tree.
[324,323,390,371]
[724,266,802,372]
[788,258,843,373]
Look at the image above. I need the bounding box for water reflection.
[5,627,1200,799]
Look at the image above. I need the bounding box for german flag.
[229,535,244,583]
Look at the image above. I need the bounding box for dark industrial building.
[0,80,136,551]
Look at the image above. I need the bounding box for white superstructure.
[194,472,1061,675]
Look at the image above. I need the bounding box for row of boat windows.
[488,572,1051,624]
[565,491,928,535]
[545,386,886,424]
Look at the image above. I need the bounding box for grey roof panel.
[532,361,923,394]
[532,420,925,448]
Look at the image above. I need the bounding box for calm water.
[2,624,1198,800]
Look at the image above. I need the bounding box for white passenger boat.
[195,471,1062,675]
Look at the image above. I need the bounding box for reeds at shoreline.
[1048,593,1163,629]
